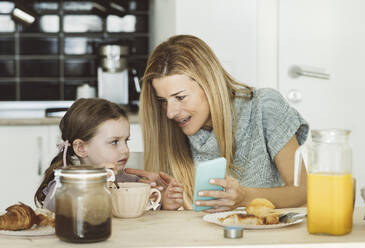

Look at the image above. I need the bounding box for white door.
[278,0,365,205]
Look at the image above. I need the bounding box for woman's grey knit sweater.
[188,88,309,187]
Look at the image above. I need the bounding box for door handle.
[289,65,330,80]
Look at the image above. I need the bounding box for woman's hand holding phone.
[195,177,246,213]
[193,157,227,211]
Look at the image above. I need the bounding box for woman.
[127,34,309,212]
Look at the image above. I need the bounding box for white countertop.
[0,114,139,125]
[0,101,139,125]
[0,207,364,248]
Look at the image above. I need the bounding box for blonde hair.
[140,35,253,202]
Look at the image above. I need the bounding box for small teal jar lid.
[224,226,243,239]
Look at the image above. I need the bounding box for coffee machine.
[97,44,140,105]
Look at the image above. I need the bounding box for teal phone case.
[192,157,226,212]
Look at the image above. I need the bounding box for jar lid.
[55,166,108,183]
[223,226,243,239]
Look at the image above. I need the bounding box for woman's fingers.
[209,178,227,188]
[193,177,242,211]
[124,169,183,194]
[159,171,176,183]
[138,178,164,191]
[166,192,183,199]
[125,168,158,180]
[168,186,183,193]
[138,178,153,184]
[195,198,235,207]
[173,198,183,205]
[198,190,226,198]
[204,206,231,213]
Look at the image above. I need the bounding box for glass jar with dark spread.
[54,166,113,243]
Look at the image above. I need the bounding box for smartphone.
[192,157,227,212]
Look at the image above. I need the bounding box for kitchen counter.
[1,207,364,248]
[0,114,139,125]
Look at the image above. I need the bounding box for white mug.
[111,182,161,218]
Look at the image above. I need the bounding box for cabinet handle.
[37,136,43,176]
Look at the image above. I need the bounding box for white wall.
[150,0,257,86]
[256,0,278,89]
[149,0,176,50]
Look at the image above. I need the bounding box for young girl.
[34,98,182,211]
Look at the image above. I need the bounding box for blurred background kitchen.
[1,0,364,209]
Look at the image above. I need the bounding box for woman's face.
[152,74,211,136]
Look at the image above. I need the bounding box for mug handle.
[145,188,162,211]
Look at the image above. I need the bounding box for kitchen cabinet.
[0,125,60,210]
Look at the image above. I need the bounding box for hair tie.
[57,140,71,167]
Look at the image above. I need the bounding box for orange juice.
[307,173,353,235]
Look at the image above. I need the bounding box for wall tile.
[20,37,58,55]
[20,81,60,100]
[64,59,96,77]
[0,81,15,100]
[20,60,59,77]
[0,60,15,77]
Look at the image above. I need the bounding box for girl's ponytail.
[34,141,72,207]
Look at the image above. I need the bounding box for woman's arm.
[241,135,307,208]
[195,135,307,211]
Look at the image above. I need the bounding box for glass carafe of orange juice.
[294,129,353,235]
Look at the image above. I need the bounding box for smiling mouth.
[177,116,191,127]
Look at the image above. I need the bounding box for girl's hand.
[195,177,245,213]
[159,172,183,210]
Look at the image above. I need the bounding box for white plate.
[0,208,55,237]
[0,225,55,237]
[203,210,305,230]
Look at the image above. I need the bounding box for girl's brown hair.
[140,35,253,204]
[34,98,127,207]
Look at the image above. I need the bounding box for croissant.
[0,203,39,231]
[37,212,55,228]
[245,198,280,225]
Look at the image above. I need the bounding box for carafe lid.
[311,129,350,143]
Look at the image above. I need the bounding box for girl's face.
[82,117,130,168]
[152,74,211,136]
